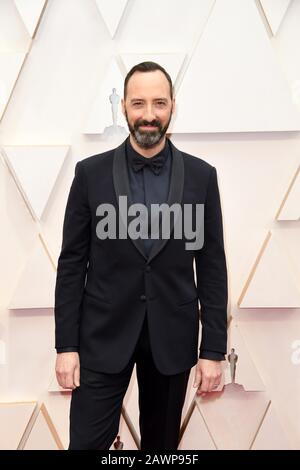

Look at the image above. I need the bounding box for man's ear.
[171,98,176,114]
[121,98,125,116]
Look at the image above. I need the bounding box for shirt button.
[140,294,147,301]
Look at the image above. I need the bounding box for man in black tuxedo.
[54,62,228,450]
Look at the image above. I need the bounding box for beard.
[124,109,172,149]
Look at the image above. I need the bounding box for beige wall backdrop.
[0,0,300,450]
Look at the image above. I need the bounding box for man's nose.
[143,105,156,122]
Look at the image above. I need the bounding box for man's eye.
[133,102,143,106]
[156,101,166,106]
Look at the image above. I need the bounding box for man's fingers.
[56,371,65,389]
[193,368,201,388]
[208,377,216,392]
[198,376,209,395]
[56,371,76,390]
[74,365,80,387]
[198,375,221,395]
[61,372,71,388]
[195,360,223,397]
[55,352,80,390]
[65,372,76,389]
[208,377,221,392]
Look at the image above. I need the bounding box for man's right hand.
[55,352,80,390]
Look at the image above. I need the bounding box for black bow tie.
[132,153,166,175]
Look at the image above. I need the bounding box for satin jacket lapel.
[113,140,147,261]
[112,138,184,264]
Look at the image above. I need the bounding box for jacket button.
[145,266,151,272]
[140,294,146,301]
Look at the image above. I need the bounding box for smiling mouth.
[139,125,158,130]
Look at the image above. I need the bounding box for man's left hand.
[193,358,222,396]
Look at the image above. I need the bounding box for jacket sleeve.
[199,349,225,361]
[54,161,91,351]
[56,347,79,353]
[195,166,228,357]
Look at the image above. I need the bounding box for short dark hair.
[124,61,174,100]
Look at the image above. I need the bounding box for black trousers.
[68,313,191,450]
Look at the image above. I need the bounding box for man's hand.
[55,352,80,390]
[193,358,222,397]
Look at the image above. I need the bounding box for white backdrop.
[0,0,300,450]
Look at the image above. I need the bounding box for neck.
[129,134,166,158]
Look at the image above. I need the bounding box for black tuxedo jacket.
[54,138,228,375]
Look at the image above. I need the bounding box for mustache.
[134,119,162,130]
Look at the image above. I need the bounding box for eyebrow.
[130,98,168,103]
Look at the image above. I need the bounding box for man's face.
[122,70,175,149]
